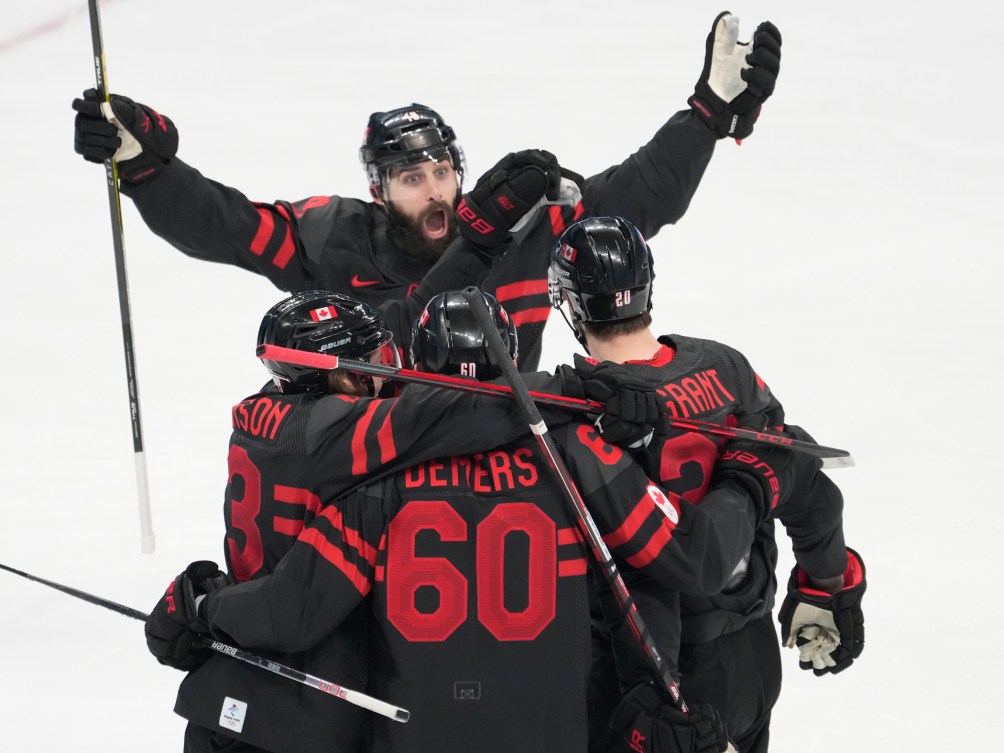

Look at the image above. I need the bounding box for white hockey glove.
[688,12,781,140]
[777,548,866,675]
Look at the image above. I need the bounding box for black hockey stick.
[459,287,691,713]
[0,562,410,723]
[256,343,853,468]
[87,0,155,553]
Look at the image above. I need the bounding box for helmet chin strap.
[555,295,591,354]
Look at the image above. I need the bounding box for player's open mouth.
[423,209,448,239]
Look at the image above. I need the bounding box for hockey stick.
[86,0,155,553]
[0,562,410,723]
[459,287,692,714]
[257,343,853,468]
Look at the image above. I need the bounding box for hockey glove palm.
[611,682,733,753]
[688,12,781,140]
[778,548,866,675]
[145,560,227,672]
[72,89,179,182]
[572,354,660,449]
[457,149,562,251]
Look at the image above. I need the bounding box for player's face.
[380,159,459,244]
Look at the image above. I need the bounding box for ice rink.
[1,1,1001,750]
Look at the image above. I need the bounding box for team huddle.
[72,11,866,753]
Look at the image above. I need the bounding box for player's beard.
[385,197,460,264]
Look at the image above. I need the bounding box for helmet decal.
[410,290,517,379]
[257,291,392,394]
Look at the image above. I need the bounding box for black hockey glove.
[72,89,179,182]
[611,682,732,753]
[145,560,227,672]
[572,354,660,449]
[778,548,866,676]
[688,12,781,140]
[710,438,820,523]
[457,149,562,251]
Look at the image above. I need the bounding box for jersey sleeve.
[774,423,849,579]
[553,422,757,596]
[203,483,387,652]
[578,110,717,240]
[119,158,354,290]
[305,371,576,498]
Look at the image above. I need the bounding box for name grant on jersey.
[656,369,736,418]
[404,447,540,493]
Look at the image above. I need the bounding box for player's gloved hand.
[711,438,820,522]
[457,149,562,251]
[611,681,733,753]
[571,354,660,449]
[72,89,179,182]
[145,560,227,671]
[778,548,866,675]
[688,12,781,140]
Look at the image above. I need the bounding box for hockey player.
[547,216,866,753]
[71,12,782,370]
[146,289,814,753]
[143,289,660,753]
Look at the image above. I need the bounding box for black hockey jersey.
[221,373,573,582]
[120,110,716,370]
[182,422,760,753]
[613,335,848,643]
[173,372,576,753]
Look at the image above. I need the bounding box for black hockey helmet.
[410,290,517,380]
[257,291,393,394]
[359,104,465,198]
[548,216,653,342]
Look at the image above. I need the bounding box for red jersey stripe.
[274,485,322,516]
[559,558,588,577]
[624,520,674,569]
[273,518,302,537]
[272,225,295,269]
[351,401,382,476]
[249,207,273,256]
[603,495,652,548]
[511,307,552,326]
[376,401,398,466]
[557,527,584,546]
[549,205,566,236]
[269,204,295,269]
[318,506,378,565]
[299,528,371,596]
[494,279,548,302]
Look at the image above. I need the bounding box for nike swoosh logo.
[351,275,380,287]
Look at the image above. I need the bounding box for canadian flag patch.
[310,306,338,322]
[560,243,577,262]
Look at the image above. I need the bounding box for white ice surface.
[1,1,1001,751]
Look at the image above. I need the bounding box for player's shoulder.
[665,333,751,366]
